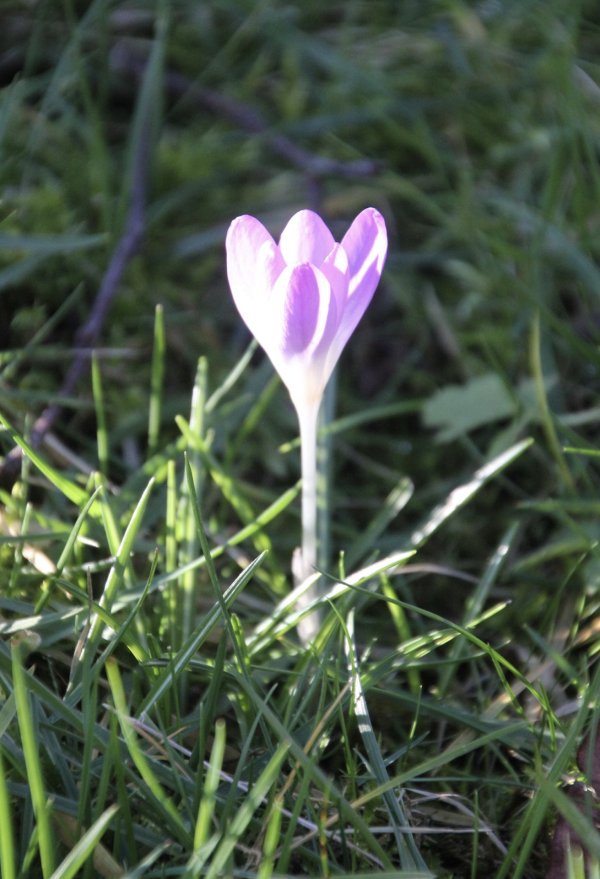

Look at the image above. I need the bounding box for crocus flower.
[226,208,387,641]
[226,208,387,413]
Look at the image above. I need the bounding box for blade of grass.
[0,411,93,509]
[91,353,109,479]
[193,718,226,852]
[12,632,55,879]
[105,657,192,849]
[50,805,119,879]
[137,550,266,718]
[530,313,574,490]
[345,609,427,871]
[87,478,154,647]
[0,748,16,879]
[180,358,207,668]
[410,438,533,548]
[203,742,291,879]
[205,338,257,413]
[34,485,103,613]
[148,304,165,458]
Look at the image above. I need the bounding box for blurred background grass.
[3,0,600,875]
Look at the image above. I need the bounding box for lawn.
[0,1,599,877]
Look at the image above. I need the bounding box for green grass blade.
[35,485,103,613]
[137,550,266,718]
[0,411,92,508]
[345,476,414,569]
[345,610,427,871]
[193,718,226,852]
[12,633,55,878]
[88,477,154,645]
[205,338,257,413]
[91,353,109,479]
[530,313,574,490]
[181,358,207,656]
[49,805,119,879]
[203,742,291,879]
[409,438,533,548]
[248,549,415,653]
[135,480,298,597]
[0,233,106,256]
[0,748,16,879]
[105,657,191,848]
[148,304,165,458]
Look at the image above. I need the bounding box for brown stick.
[109,41,384,179]
[0,81,151,483]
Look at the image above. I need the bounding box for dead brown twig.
[109,41,384,179]
[0,77,152,484]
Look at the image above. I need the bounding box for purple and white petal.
[320,244,349,325]
[255,239,286,303]
[326,207,387,370]
[266,262,337,406]
[279,210,336,266]
[226,215,276,335]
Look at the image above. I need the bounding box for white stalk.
[295,398,321,643]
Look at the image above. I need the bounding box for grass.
[2,0,600,876]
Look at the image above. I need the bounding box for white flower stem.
[296,399,321,642]
[300,402,319,577]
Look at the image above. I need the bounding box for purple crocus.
[226,208,387,640]
[226,208,387,412]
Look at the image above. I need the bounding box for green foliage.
[2,0,600,876]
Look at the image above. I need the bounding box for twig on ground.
[109,41,384,179]
[0,80,152,485]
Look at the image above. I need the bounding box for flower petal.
[320,243,349,323]
[226,215,276,336]
[255,239,286,301]
[325,208,387,371]
[278,210,336,266]
[269,263,331,355]
[265,262,338,406]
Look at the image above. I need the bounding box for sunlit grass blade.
[409,438,533,548]
[205,338,257,413]
[177,415,276,573]
[148,304,165,458]
[126,480,298,599]
[88,477,154,646]
[203,742,290,879]
[105,657,191,849]
[530,312,574,490]
[12,632,55,879]
[163,458,177,646]
[137,550,266,718]
[248,549,415,653]
[345,475,414,569]
[193,718,226,852]
[0,411,93,508]
[49,805,119,879]
[91,353,109,479]
[345,610,427,871]
[0,748,16,879]
[34,484,103,613]
[180,357,207,660]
